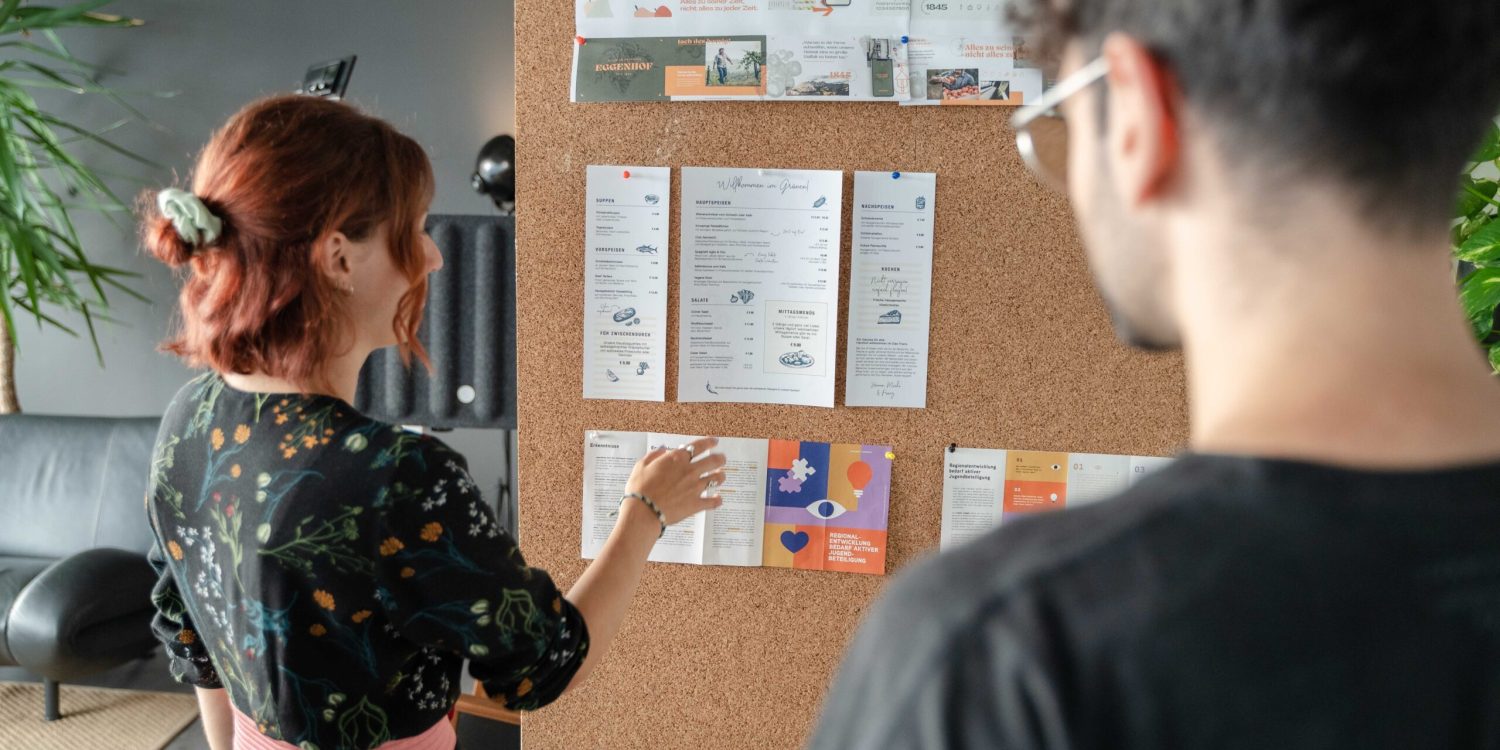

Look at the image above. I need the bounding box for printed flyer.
[940,447,1173,549]
[678,166,843,407]
[573,0,911,102]
[583,430,893,575]
[845,170,936,407]
[582,165,670,401]
[572,0,1042,104]
[902,1,1045,106]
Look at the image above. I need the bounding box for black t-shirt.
[810,453,1500,749]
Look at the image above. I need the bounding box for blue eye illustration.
[805,499,848,520]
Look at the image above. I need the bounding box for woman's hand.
[622,436,726,526]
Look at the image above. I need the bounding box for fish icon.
[813,196,827,208]
[645,194,660,205]
[606,369,619,382]
[636,245,659,254]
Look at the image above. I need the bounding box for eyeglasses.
[1010,57,1110,191]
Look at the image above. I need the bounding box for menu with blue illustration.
[677,167,843,408]
[582,430,892,575]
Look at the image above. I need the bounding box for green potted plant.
[1455,122,1500,374]
[0,0,150,414]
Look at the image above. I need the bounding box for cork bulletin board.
[513,2,1190,747]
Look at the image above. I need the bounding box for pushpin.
[576,35,586,45]
[948,443,957,453]
[623,170,631,179]
[892,171,901,179]
[900,35,909,44]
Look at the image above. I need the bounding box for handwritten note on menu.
[583,165,670,401]
[677,167,843,407]
[941,447,1174,550]
[846,170,936,408]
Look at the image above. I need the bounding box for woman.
[142,95,725,750]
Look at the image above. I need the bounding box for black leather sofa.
[0,414,161,720]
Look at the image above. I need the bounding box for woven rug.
[0,682,198,750]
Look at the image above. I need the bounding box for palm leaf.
[0,0,149,360]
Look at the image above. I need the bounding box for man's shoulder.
[882,454,1256,637]
[811,455,1268,750]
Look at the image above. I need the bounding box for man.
[714,47,732,85]
[811,2,1500,748]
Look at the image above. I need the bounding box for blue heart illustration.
[781,530,810,554]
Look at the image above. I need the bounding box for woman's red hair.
[141,95,434,391]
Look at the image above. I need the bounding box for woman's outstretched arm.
[563,436,726,692]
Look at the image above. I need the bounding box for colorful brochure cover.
[583,431,893,575]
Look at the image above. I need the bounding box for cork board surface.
[513,4,1190,748]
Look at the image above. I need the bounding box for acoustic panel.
[355,214,517,429]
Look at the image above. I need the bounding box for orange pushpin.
[623,170,631,179]
[576,35,586,45]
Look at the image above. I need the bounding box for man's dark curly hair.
[1009,0,1500,233]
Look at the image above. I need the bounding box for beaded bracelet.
[621,492,666,538]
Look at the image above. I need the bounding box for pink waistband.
[231,702,456,750]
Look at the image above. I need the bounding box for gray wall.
[13,0,517,496]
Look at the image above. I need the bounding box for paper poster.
[939,447,1004,551]
[572,0,1046,104]
[677,167,843,407]
[572,0,911,102]
[845,170,935,407]
[902,4,1044,106]
[583,431,893,575]
[583,166,670,401]
[940,446,1174,550]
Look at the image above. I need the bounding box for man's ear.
[315,231,355,291]
[1101,32,1180,205]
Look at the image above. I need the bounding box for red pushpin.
[576,35,586,45]
[623,170,631,179]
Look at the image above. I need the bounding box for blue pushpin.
[892,171,901,179]
[900,35,909,44]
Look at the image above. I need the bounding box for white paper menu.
[583,165,670,401]
[940,447,1175,550]
[845,170,936,408]
[677,167,843,407]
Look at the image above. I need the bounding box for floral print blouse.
[146,373,588,749]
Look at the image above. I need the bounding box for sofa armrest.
[8,547,157,681]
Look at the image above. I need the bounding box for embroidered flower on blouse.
[211,428,225,451]
[313,590,336,610]
[379,537,405,556]
[420,522,442,542]
[234,424,251,444]
[168,540,185,560]
[351,610,372,624]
